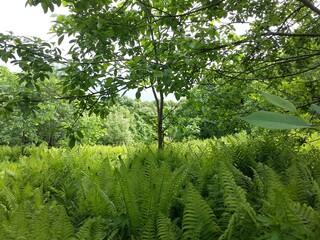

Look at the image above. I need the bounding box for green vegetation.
[0,133,319,239]
[1,0,320,148]
[243,92,320,130]
[1,0,320,239]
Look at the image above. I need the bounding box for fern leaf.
[50,205,75,240]
[140,217,157,240]
[156,213,178,240]
[182,187,219,240]
[288,202,320,231]
[76,217,106,240]
[115,169,141,235]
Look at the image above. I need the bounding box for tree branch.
[298,0,320,16]
[266,31,320,37]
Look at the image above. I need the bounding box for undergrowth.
[0,132,320,239]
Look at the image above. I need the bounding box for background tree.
[118,97,157,143]
[0,66,75,146]
[21,0,250,149]
[1,0,320,148]
[101,105,134,145]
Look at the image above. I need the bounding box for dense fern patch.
[0,133,319,239]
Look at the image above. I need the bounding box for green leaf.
[48,2,55,12]
[174,92,181,101]
[4,103,14,112]
[241,111,314,129]
[58,35,64,45]
[153,71,163,78]
[262,92,296,112]
[105,77,113,87]
[76,130,84,139]
[310,104,320,115]
[41,2,49,13]
[68,136,76,148]
[135,90,141,99]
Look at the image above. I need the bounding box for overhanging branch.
[298,0,320,16]
[266,31,320,37]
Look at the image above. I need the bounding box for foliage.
[102,105,134,145]
[0,67,162,147]
[0,67,67,146]
[170,82,257,140]
[242,92,319,130]
[2,0,320,148]
[0,133,320,239]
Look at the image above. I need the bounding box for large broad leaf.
[242,111,314,129]
[310,104,320,115]
[262,92,296,112]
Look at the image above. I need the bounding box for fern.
[156,213,179,240]
[215,161,258,239]
[50,205,75,240]
[0,186,17,213]
[2,204,30,239]
[257,201,320,240]
[287,202,320,238]
[287,161,314,205]
[116,168,141,235]
[312,180,320,210]
[250,167,266,209]
[76,217,106,240]
[219,162,256,218]
[140,217,157,240]
[182,186,219,240]
[0,135,319,239]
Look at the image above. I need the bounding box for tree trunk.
[152,86,165,149]
[157,92,164,149]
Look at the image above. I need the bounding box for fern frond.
[115,169,141,235]
[156,213,179,240]
[50,205,75,240]
[31,205,52,240]
[218,212,236,240]
[216,162,258,239]
[0,186,17,212]
[255,163,288,207]
[219,162,256,219]
[157,164,187,215]
[287,161,314,205]
[288,202,320,232]
[182,186,219,240]
[76,217,106,240]
[312,180,320,210]
[140,217,157,240]
[107,228,119,240]
[3,203,30,239]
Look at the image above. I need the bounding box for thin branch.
[137,0,224,19]
[0,87,119,104]
[298,0,320,16]
[266,31,320,37]
[278,4,304,31]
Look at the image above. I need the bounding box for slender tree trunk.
[151,86,165,149]
[157,92,164,149]
[143,1,164,149]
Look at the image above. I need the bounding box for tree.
[118,97,157,143]
[0,67,76,147]
[102,106,134,145]
[2,0,320,148]
[44,0,229,148]
[18,0,250,149]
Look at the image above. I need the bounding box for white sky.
[0,1,67,40]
